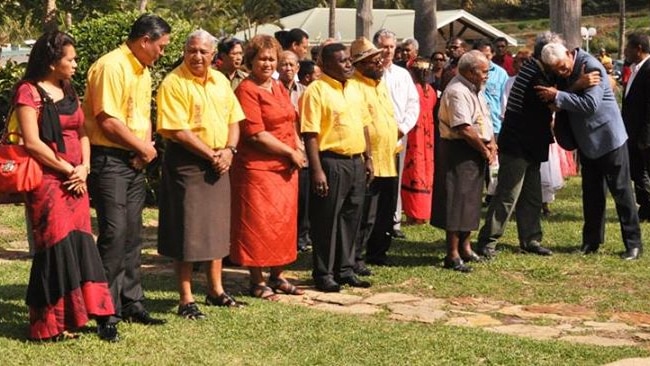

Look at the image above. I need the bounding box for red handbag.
[0,130,43,194]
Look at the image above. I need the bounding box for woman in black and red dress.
[15,31,115,341]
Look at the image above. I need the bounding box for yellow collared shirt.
[156,64,245,149]
[300,74,368,156]
[83,44,152,149]
[349,70,398,177]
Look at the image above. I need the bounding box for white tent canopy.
[234,8,517,51]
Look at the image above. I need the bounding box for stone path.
[3,239,650,364]
[211,266,650,364]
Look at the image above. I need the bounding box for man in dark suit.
[536,43,643,260]
[622,33,650,221]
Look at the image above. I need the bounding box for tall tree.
[550,0,582,49]
[356,0,372,39]
[413,0,437,57]
[44,0,58,31]
[618,0,625,60]
[328,0,336,38]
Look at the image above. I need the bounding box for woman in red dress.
[231,35,306,301]
[15,31,115,341]
[402,57,437,224]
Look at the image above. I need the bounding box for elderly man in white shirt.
[368,29,419,261]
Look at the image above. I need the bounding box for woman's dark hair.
[128,14,171,42]
[23,30,76,82]
[275,28,308,50]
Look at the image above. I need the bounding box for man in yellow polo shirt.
[300,42,373,292]
[84,14,171,341]
[347,37,399,276]
[156,30,245,319]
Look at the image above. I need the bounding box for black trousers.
[297,167,311,246]
[355,177,397,265]
[627,144,650,218]
[310,155,365,284]
[580,143,642,250]
[89,147,147,323]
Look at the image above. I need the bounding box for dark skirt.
[430,139,486,231]
[158,142,230,261]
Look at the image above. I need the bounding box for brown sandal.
[268,277,305,295]
[249,284,280,301]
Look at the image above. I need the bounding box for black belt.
[91,145,135,160]
[320,150,363,160]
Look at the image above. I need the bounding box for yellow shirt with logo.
[83,44,152,149]
[349,70,397,177]
[300,74,368,156]
[156,64,245,148]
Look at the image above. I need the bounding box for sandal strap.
[249,284,280,301]
[177,302,206,320]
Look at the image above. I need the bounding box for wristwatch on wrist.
[226,145,238,155]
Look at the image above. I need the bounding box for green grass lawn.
[1,177,649,365]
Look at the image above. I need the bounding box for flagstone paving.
[3,240,650,364]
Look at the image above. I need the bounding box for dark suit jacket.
[622,58,650,149]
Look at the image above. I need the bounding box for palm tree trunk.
[328,0,336,39]
[356,0,372,39]
[44,0,58,32]
[618,0,625,60]
[414,0,437,58]
[550,0,582,50]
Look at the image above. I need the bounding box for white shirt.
[625,55,650,97]
[383,63,420,135]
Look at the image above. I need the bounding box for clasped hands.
[63,164,89,196]
[211,148,234,175]
[130,141,157,171]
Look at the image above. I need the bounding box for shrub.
[0,60,27,129]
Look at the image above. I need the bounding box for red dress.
[230,79,299,266]
[401,83,437,221]
[18,82,114,340]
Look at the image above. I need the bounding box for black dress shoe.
[315,279,341,293]
[366,257,393,266]
[123,310,167,325]
[97,322,119,342]
[579,243,599,254]
[521,243,553,256]
[391,229,406,239]
[354,265,373,276]
[621,247,642,260]
[460,251,484,263]
[477,247,497,260]
[443,257,472,273]
[338,275,371,288]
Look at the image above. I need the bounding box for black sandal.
[443,257,473,273]
[268,277,305,295]
[177,302,206,320]
[205,292,244,308]
[249,284,280,301]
